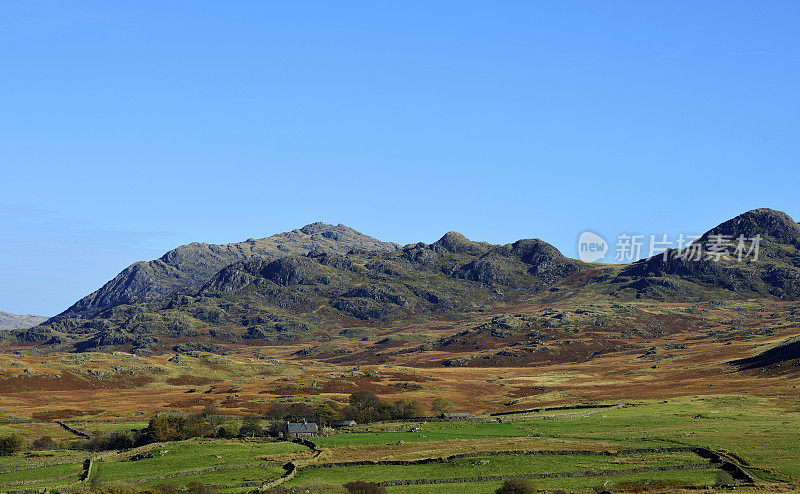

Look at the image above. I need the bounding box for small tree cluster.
[265,392,429,425]
[0,434,23,455]
[341,391,425,423]
[144,413,216,443]
[73,431,141,451]
[239,415,264,437]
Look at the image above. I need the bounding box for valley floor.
[0,397,800,493]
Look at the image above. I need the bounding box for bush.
[153,484,181,494]
[496,478,536,494]
[265,486,347,494]
[0,434,23,455]
[74,431,138,451]
[715,470,736,486]
[186,481,219,494]
[343,481,386,494]
[88,480,139,494]
[216,424,238,438]
[31,435,58,450]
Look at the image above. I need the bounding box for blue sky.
[1,1,798,316]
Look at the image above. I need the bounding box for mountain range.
[0,311,47,331]
[10,208,800,356]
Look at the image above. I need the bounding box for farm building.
[334,420,357,428]
[283,421,318,440]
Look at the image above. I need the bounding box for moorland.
[1,209,799,493]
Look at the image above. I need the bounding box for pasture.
[0,396,796,492]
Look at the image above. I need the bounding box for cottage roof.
[286,422,318,434]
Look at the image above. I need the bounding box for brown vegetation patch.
[30,408,104,421]
[260,375,408,397]
[166,375,222,385]
[508,386,548,398]
[0,372,153,393]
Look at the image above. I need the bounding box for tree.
[144,413,215,443]
[496,478,536,494]
[314,401,342,427]
[203,404,222,426]
[240,415,264,437]
[349,391,381,411]
[390,398,423,419]
[288,402,316,421]
[265,403,290,420]
[0,434,23,455]
[431,397,453,417]
[348,391,387,423]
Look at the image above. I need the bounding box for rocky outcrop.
[58,223,398,319]
[697,208,800,245]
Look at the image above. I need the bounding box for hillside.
[12,208,800,358]
[0,311,47,331]
[58,222,399,319]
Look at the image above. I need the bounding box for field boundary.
[291,445,757,486]
[379,463,714,486]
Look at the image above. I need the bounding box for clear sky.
[1,1,798,316]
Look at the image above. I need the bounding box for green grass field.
[291,451,706,485]
[93,440,304,484]
[0,395,796,491]
[0,461,84,486]
[385,470,724,494]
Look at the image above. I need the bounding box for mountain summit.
[59,223,398,319]
[697,208,800,245]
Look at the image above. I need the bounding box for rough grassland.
[291,451,704,485]
[0,396,797,491]
[94,440,304,483]
[385,470,724,493]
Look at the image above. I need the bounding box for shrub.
[715,470,736,486]
[0,434,23,455]
[265,486,347,494]
[496,478,536,494]
[75,431,137,451]
[186,481,219,494]
[31,435,58,450]
[216,424,238,438]
[343,481,386,494]
[153,484,181,494]
[89,480,139,494]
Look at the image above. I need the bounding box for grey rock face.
[59,223,399,318]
